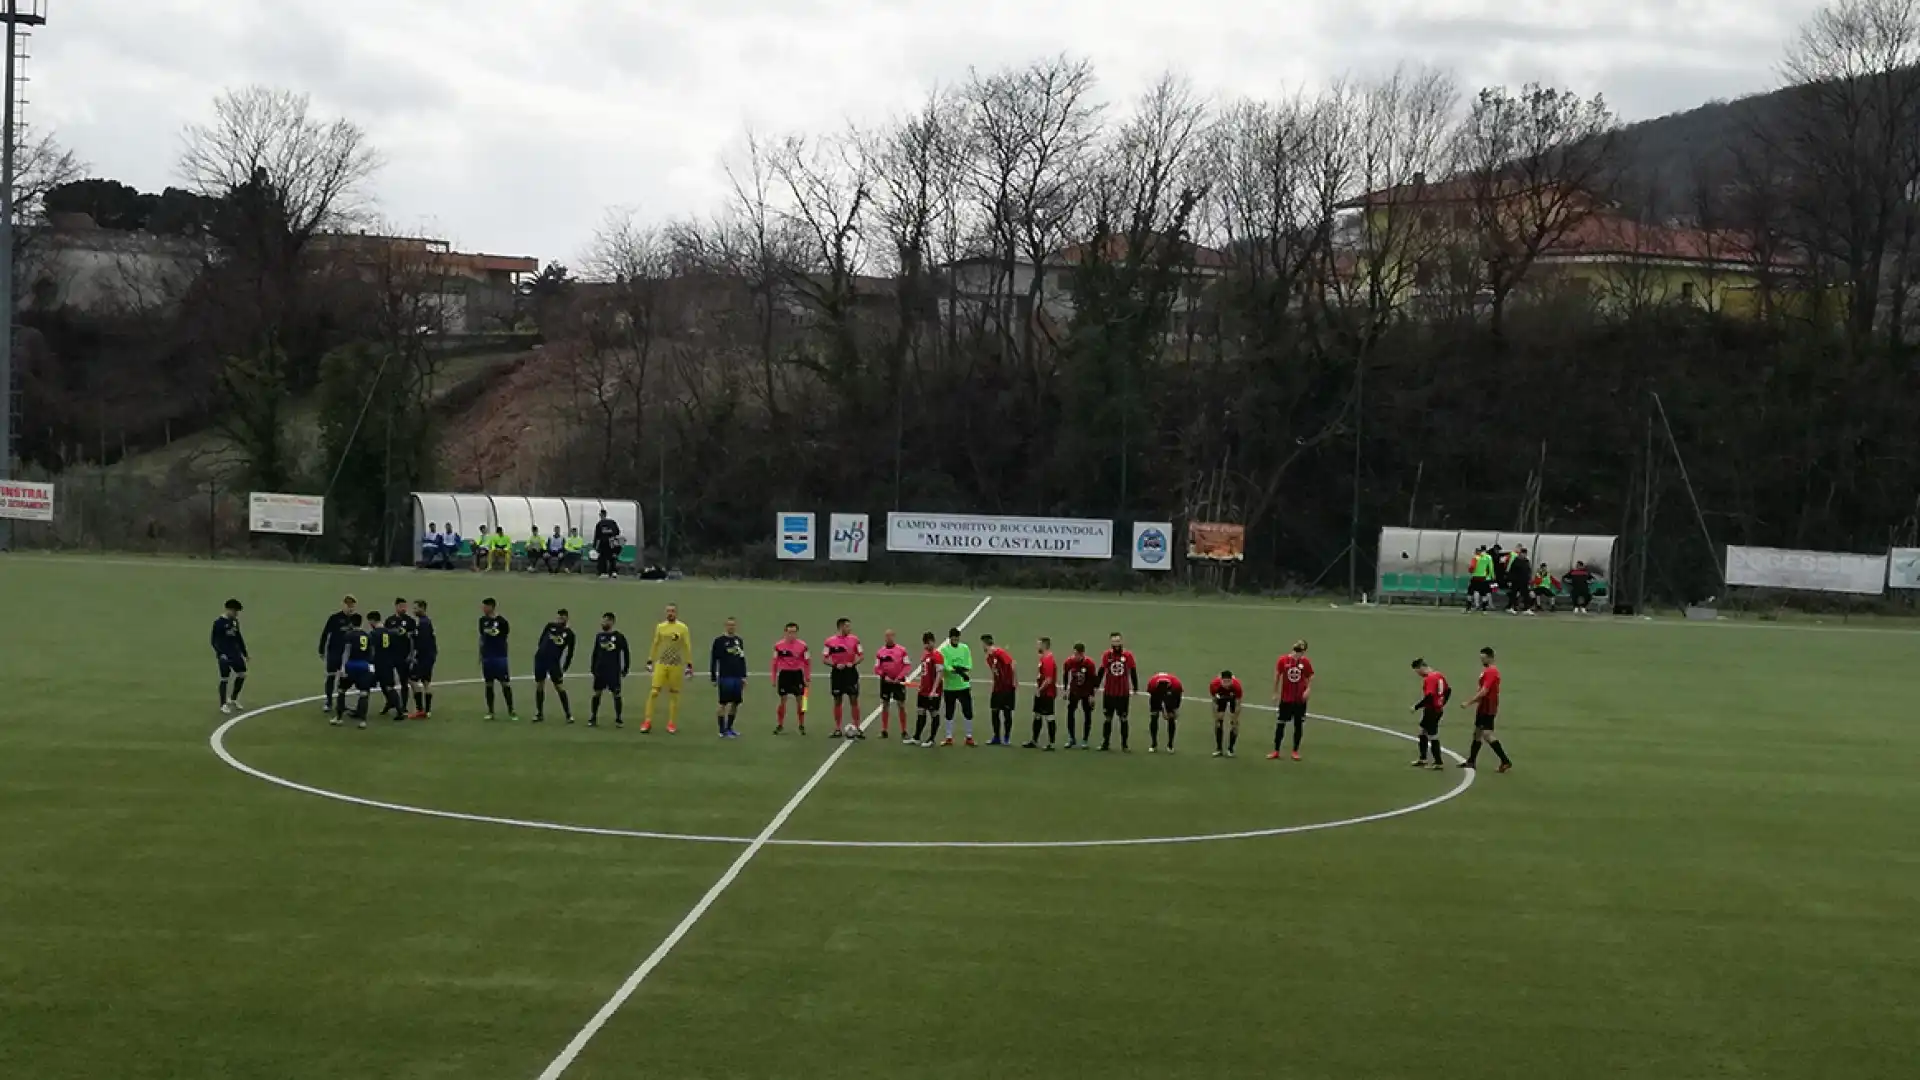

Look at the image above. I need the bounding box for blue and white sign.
[777,511,816,560]
[829,512,870,562]
[1132,521,1173,571]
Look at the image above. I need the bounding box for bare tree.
[864,89,970,503]
[1770,0,1920,344]
[964,56,1103,362]
[178,86,381,243]
[177,87,383,488]
[10,125,83,309]
[1452,82,1619,336]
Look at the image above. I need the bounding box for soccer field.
[3,555,1917,1079]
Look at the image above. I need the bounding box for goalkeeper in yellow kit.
[644,603,694,734]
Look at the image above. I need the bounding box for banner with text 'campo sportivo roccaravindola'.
[1724,545,1887,596]
[886,513,1114,559]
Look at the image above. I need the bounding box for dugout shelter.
[411,493,643,565]
[1377,528,1615,604]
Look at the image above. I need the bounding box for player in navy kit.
[589,612,632,728]
[709,617,748,738]
[333,614,376,729]
[211,599,249,713]
[533,609,578,723]
[478,598,517,721]
[317,595,357,713]
[408,599,437,718]
[378,598,417,718]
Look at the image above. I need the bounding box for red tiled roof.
[1542,214,1800,270]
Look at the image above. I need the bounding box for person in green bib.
[562,528,586,573]
[936,627,975,746]
[1467,546,1494,613]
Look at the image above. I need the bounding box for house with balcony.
[1333,177,1806,318]
[940,233,1231,352]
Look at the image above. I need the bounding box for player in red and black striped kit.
[1061,644,1098,749]
[1209,670,1243,757]
[982,633,1018,746]
[1024,638,1059,750]
[1146,671,1182,753]
[1270,639,1315,761]
[1409,658,1451,770]
[1099,633,1139,752]
[1462,646,1513,772]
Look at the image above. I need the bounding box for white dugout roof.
[411,493,643,547]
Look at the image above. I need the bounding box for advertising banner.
[248,492,325,535]
[0,480,54,522]
[1187,521,1246,562]
[886,512,1114,559]
[1131,522,1173,570]
[776,512,816,560]
[1890,548,1920,590]
[1725,545,1887,595]
[828,513,870,562]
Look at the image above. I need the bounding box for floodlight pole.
[0,0,45,552]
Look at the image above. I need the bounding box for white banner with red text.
[886,512,1114,559]
[0,480,54,522]
[249,491,326,535]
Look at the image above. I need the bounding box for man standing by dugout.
[593,510,622,579]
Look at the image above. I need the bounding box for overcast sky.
[34,0,1825,266]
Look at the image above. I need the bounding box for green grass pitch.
[3,554,1917,1079]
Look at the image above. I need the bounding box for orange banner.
[1187,521,1245,561]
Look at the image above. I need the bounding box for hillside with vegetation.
[18,2,1920,604]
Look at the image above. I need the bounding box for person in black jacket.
[593,511,622,579]
[1506,547,1534,615]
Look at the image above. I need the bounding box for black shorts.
[1419,708,1444,735]
[1213,696,1240,714]
[1149,688,1182,714]
[830,666,861,698]
[1475,710,1497,730]
[917,693,941,712]
[217,653,247,678]
[990,689,1017,713]
[324,648,348,674]
[716,676,745,705]
[345,663,375,692]
[593,670,623,694]
[1033,695,1056,715]
[879,679,906,703]
[1068,695,1094,713]
[777,669,807,697]
[1470,577,1492,596]
[411,657,437,683]
[1277,701,1307,724]
[1103,693,1131,718]
[945,688,974,717]
[534,655,566,683]
[375,663,400,687]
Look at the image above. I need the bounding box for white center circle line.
[210,681,1475,850]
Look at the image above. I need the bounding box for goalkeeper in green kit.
[937,627,975,747]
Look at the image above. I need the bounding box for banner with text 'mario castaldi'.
[886,512,1113,559]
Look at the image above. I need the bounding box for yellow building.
[1333,180,1808,319]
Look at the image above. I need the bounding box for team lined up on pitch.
[209,596,1511,770]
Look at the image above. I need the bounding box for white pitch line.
[532,594,994,1080]
[211,691,1474,849]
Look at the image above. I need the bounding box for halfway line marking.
[532,593,994,1080]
